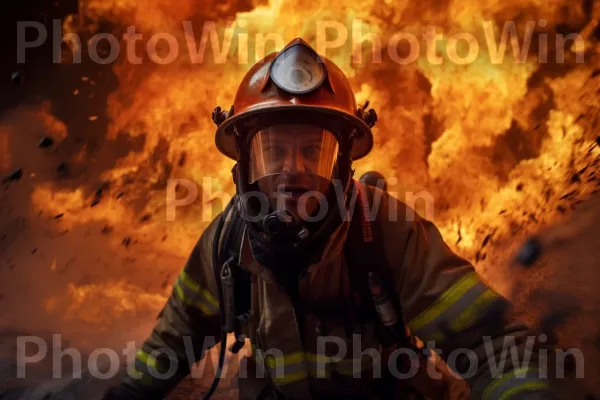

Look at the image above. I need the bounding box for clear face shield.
[245,124,344,239]
[248,124,340,184]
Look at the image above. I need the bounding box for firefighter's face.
[257,173,331,222]
[250,124,337,221]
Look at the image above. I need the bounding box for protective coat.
[105,183,551,400]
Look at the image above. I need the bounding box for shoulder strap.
[343,181,404,330]
[216,197,244,267]
[214,197,252,322]
[344,181,383,322]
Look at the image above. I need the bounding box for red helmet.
[212,37,377,162]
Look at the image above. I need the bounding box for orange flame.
[30,0,600,321]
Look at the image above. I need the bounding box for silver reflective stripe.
[449,288,502,332]
[174,273,219,316]
[305,353,331,378]
[483,367,549,400]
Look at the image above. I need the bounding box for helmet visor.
[249,124,339,184]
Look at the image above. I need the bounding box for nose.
[282,148,306,174]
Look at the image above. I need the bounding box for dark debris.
[178,152,187,167]
[161,277,170,289]
[57,162,68,174]
[11,71,23,84]
[560,189,578,200]
[540,310,571,345]
[93,182,110,206]
[481,232,494,249]
[95,183,109,198]
[3,169,22,183]
[39,136,54,148]
[516,237,542,267]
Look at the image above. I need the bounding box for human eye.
[264,144,285,159]
[302,144,321,160]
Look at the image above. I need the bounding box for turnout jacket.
[105,183,551,400]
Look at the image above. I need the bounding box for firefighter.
[102,38,552,399]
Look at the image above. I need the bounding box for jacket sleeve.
[382,195,553,399]
[103,215,224,399]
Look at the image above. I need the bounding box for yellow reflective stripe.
[305,353,332,378]
[127,367,153,385]
[498,381,549,400]
[264,352,339,368]
[127,366,143,379]
[271,369,309,385]
[265,352,305,368]
[129,352,160,386]
[305,353,333,364]
[259,351,309,385]
[408,272,479,332]
[483,367,544,400]
[336,356,374,367]
[136,350,165,372]
[484,367,524,398]
[174,273,219,315]
[334,356,375,375]
[450,288,501,332]
[174,283,214,315]
[263,352,371,366]
[174,282,186,303]
[428,331,445,344]
[257,350,380,383]
[180,270,219,308]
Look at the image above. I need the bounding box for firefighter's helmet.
[213,37,377,165]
